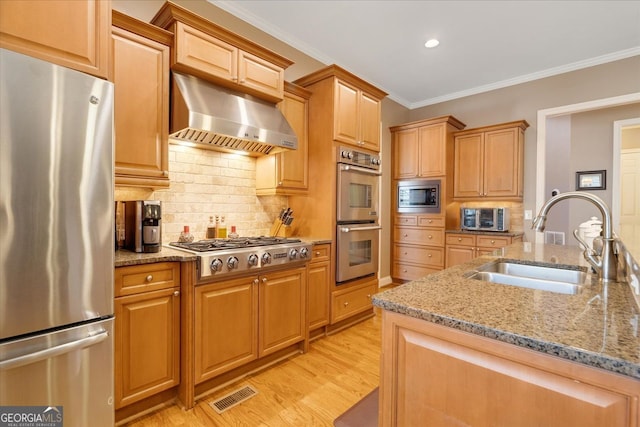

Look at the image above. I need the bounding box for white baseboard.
[378,275,393,288]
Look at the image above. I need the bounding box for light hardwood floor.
[124,311,382,426]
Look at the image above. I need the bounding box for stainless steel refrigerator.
[0,49,115,426]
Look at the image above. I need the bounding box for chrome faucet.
[532,191,618,282]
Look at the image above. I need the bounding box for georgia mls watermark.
[0,406,63,427]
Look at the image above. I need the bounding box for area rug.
[333,387,379,427]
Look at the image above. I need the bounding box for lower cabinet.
[393,214,446,282]
[194,266,306,383]
[114,262,181,409]
[331,276,378,324]
[445,232,522,268]
[308,243,331,331]
[380,310,640,427]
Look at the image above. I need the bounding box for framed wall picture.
[576,170,606,190]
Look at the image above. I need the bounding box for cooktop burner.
[168,237,311,280]
[170,237,302,252]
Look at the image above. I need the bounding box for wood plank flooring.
[124,311,382,426]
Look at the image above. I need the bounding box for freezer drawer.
[0,318,114,427]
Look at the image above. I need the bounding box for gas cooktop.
[168,237,311,280]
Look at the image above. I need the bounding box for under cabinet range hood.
[170,72,297,156]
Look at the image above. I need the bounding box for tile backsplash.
[115,144,287,244]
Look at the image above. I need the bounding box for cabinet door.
[174,22,237,82]
[114,287,180,409]
[0,0,109,78]
[393,129,419,179]
[333,79,359,146]
[194,277,258,383]
[359,91,381,151]
[259,267,306,356]
[418,125,446,177]
[483,128,520,198]
[112,26,170,187]
[238,50,284,101]
[445,245,476,268]
[308,259,330,330]
[454,133,484,198]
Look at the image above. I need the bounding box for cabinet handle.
[262,277,268,283]
[277,181,283,186]
[145,275,153,282]
[367,294,371,299]
[253,279,259,285]
[343,301,349,307]
[173,290,180,297]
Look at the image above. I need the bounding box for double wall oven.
[336,147,381,283]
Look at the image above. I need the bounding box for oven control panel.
[337,146,380,171]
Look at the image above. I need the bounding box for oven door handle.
[339,225,382,233]
[339,164,381,176]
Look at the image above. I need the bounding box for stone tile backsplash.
[115,144,287,244]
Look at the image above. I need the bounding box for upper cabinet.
[256,82,311,195]
[391,116,466,179]
[151,1,293,103]
[111,11,172,189]
[295,65,387,152]
[453,120,529,200]
[0,0,110,78]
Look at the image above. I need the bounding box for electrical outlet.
[524,210,533,220]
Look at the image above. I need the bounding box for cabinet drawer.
[417,216,445,228]
[331,281,376,323]
[393,262,440,282]
[395,215,417,226]
[310,243,330,263]
[446,234,475,247]
[477,235,511,248]
[395,227,444,246]
[394,244,444,268]
[115,262,180,297]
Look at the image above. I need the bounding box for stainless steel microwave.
[461,207,510,231]
[397,179,440,214]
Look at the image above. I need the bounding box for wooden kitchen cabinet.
[308,244,331,332]
[294,64,387,153]
[0,0,110,78]
[331,276,378,324]
[380,310,640,427]
[111,11,172,189]
[256,82,311,195]
[114,262,181,409]
[151,2,293,103]
[453,120,529,200]
[393,214,446,282]
[391,116,466,179]
[445,232,522,268]
[194,267,306,383]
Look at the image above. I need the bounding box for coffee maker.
[124,200,162,253]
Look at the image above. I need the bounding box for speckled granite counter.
[114,247,196,267]
[445,229,525,238]
[373,242,640,379]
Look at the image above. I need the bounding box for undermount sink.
[465,261,588,295]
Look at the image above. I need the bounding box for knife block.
[270,219,292,237]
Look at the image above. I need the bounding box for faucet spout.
[532,191,617,282]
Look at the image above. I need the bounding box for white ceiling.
[211,0,640,109]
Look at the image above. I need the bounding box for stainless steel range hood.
[170,72,297,156]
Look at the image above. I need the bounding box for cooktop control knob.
[227,256,239,270]
[261,252,272,265]
[289,248,298,260]
[248,253,259,266]
[299,247,309,259]
[210,258,223,272]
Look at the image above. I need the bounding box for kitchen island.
[373,242,640,426]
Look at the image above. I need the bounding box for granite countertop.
[373,242,640,379]
[114,247,197,267]
[445,229,525,237]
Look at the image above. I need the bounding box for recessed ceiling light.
[424,39,440,48]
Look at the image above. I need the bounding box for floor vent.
[544,231,565,245]
[210,385,258,414]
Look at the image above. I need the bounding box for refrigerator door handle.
[0,330,109,371]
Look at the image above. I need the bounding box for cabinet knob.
[344,301,349,307]
[428,235,433,239]
[145,275,153,282]
[231,76,238,81]
[403,252,408,255]
[428,254,432,257]
[278,181,283,186]
[173,290,180,297]
[457,238,462,242]
[315,251,320,256]
[403,234,408,238]
[253,279,259,285]
[367,294,371,299]
[428,219,432,223]
[262,277,268,283]
[491,240,496,244]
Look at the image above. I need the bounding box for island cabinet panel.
[114,262,181,410]
[111,12,172,189]
[380,310,640,427]
[0,0,110,78]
